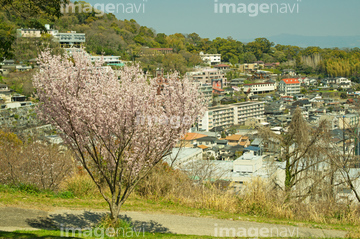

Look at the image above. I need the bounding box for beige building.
[199,101,265,131]
[187,68,227,86]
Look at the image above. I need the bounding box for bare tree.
[259,107,331,200]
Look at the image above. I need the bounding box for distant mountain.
[240,34,360,48]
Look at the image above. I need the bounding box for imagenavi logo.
[214,0,301,17]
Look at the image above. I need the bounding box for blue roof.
[244,146,261,152]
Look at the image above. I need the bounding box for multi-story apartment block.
[194,81,213,106]
[187,68,227,86]
[199,52,221,66]
[243,82,275,94]
[53,32,86,48]
[199,102,265,131]
[339,114,360,129]
[279,78,300,95]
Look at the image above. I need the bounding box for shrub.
[0,130,74,191]
[64,174,99,198]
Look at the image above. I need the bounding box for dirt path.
[0,206,348,238]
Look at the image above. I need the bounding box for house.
[292,100,312,110]
[282,69,296,76]
[279,78,301,95]
[213,64,230,70]
[0,84,9,92]
[195,136,219,148]
[239,62,263,73]
[219,145,245,161]
[16,65,32,72]
[244,146,262,156]
[230,78,246,87]
[243,82,276,94]
[178,133,208,147]
[225,135,243,146]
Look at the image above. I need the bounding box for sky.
[81,0,360,41]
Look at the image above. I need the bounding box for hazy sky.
[81,0,360,40]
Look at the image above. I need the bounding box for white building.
[243,82,276,94]
[199,52,221,66]
[65,48,121,64]
[279,78,301,95]
[163,148,203,167]
[233,151,263,174]
[199,101,265,131]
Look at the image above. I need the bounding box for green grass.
[0,184,357,236]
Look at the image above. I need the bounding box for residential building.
[65,48,121,65]
[199,52,221,66]
[53,32,86,48]
[199,102,265,131]
[0,84,9,92]
[243,82,275,94]
[187,68,227,86]
[320,114,340,130]
[16,24,58,38]
[239,62,264,73]
[178,133,208,147]
[339,114,360,129]
[230,78,246,87]
[233,151,263,175]
[213,64,230,70]
[15,65,32,72]
[194,81,213,106]
[90,56,122,64]
[279,78,301,95]
[143,48,174,55]
[282,69,296,76]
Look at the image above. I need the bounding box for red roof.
[282,78,300,84]
[213,87,224,92]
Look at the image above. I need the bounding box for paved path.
[0,207,348,238]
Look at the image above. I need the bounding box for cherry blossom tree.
[33,49,206,222]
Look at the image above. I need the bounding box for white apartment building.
[279,78,300,95]
[199,52,221,66]
[199,101,265,131]
[243,82,275,94]
[187,68,227,86]
[53,32,86,48]
[65,48,121,64]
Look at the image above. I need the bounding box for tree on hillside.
[33,50,207,223]
[0,0,68,60]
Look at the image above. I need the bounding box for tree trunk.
[108,202,121,224]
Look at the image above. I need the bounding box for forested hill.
[1,0,360,78]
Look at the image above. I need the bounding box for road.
[0,206,348,238]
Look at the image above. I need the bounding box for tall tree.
[33,50,206,223]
